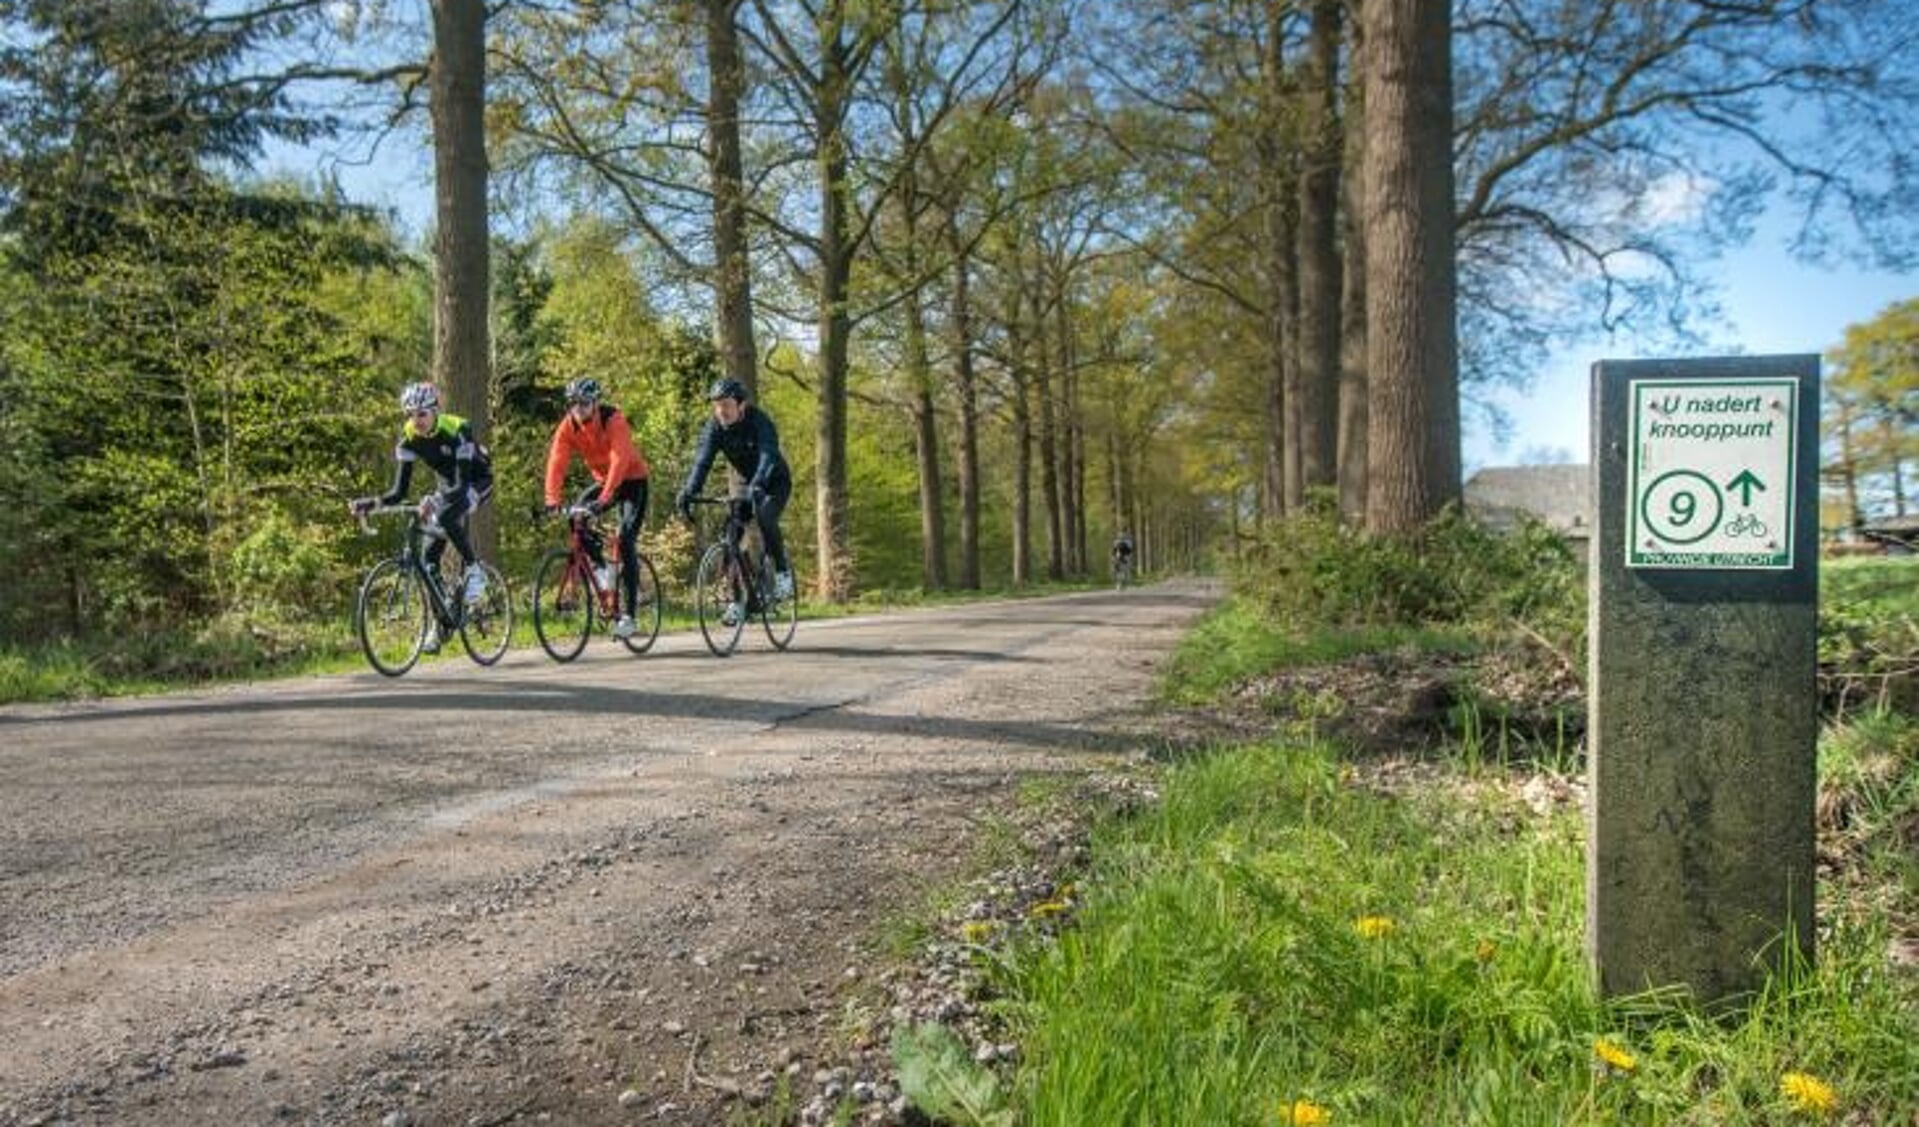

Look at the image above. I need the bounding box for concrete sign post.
[1589,355,1819,1005]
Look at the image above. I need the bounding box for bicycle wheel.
[355,558,427,677]
[532,548,592,662]
[620,554,664,655]
[758,556,797,650]
[694,542,746,656]
[459,560,514,666]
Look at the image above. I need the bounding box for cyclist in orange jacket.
[543,378,652,639]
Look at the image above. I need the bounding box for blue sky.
[1466,219,1915,471]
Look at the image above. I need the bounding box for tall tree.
[1362,0,1459,534]
[429,0,492,552]
[707,0,760,395]
[1294,0,1342,495]
[1336,65,1368,523]
[1826,297,1919,524]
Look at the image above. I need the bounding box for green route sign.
[1626,378,1798,569]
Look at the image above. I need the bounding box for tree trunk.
[1297,0,1343,498]
[1834,398,1862,532]
[813,16,854,601]
[1883,415,1909,517]
[430,0,494,557]
[1036,355,1066,583]
[1056,280,1087,576]
[906,290,947,588]
[1011,347,1033,586]
[1037,356,1064,581]
[1337,65,1370,525]
[947,232,982,589]
[1262,0,1301,518]
[707,0,758,396]
[1278,199,1303,513]
[1362,0,1459,535]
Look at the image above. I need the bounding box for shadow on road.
[0,675,1132,755]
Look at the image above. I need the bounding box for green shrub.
[226,506,347,618]
[1819,560,1919,717]
[1233,503,1584,655]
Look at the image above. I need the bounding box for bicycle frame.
[360,506,463,631]
[558,509,622,618]
[685,494,796,655]
[688,496,765,603]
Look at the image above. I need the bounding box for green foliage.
[994,740,1919,1125]
[1,197,415,637]
[891,1022,1016,1127]
[1824,298,1919,526]
[1159,597,1464,705]
[1233,504,1585,652]
[1819,559,1919,716]
[226,505,348,617]
[0,645,111,702]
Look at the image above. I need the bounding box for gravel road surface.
[0,580,1215,1125]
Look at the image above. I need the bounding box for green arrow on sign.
[1726,470,1766,506]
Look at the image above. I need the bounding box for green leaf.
[890,1021,1015,1127]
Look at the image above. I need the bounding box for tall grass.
[992,740,1919,1125]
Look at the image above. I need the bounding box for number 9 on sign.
[1640,470,1723,545]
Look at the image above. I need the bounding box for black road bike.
[686,496,797,656]
[531,506,663,662]
[353,505,513,676]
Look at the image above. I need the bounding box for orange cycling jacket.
[544,404,651,508]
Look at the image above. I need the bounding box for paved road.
[0,581,1216,1125]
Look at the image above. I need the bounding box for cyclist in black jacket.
[350,382,496,622]
[674,378,794,600]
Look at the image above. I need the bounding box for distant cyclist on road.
[543,377,654,640]
[349,382,495,647]
[674,378,794,601]
[1112,531,1136,587]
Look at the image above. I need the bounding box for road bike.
[1113,554,1134,589]
[685,495,797,657]
[530,506,663,661]
[353,505,513,676]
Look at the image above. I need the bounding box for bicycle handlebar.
[354,504,445,539]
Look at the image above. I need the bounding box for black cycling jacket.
[681,404,788,497]
[377,412,493,505]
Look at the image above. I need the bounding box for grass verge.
[894,589,1919,1125]
[987,736,1917,1125]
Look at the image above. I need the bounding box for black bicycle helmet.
[564,377,602,405]
[706,377,748,403]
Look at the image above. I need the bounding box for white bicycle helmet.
[399,382,441,413]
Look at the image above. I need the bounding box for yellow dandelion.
[1780,1071,1837,1116]
[960,920,997,944]
[1281,1098,1330,1126]
[1474,938,1498,963]
[1354,915,1395,939]
[1027,899,1068,919]
[1592,1038,1637,1073]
